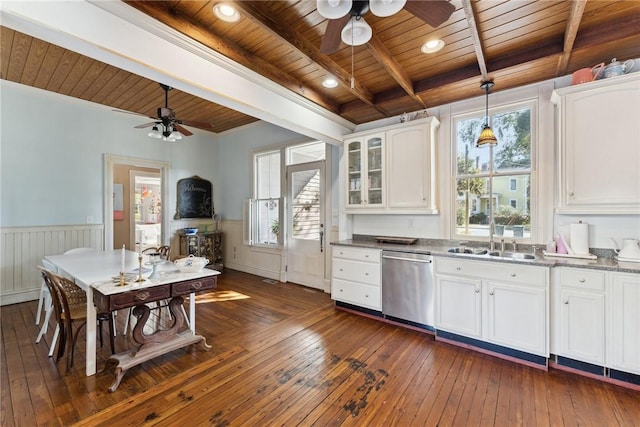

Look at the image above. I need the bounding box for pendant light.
[476,81,498,148]
[341,16,372,46]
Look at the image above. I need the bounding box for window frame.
[451,99,538,243]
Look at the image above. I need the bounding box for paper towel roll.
[570,222,590,255]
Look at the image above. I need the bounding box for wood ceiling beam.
[232,1,382,112]
[366,35,427,109]
[461,0,488,81]
[124,1,340,114]
[556,0,587,75]
[355,11,640,114]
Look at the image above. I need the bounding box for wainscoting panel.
[0,225,104,305]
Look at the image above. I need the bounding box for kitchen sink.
[488,251,536,260]
[448,248,488,255]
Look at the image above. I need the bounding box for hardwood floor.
[2,269,639,426]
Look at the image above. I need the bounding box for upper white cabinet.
[551,74,640,214]
[344,117,439,214]
[345,133,385,210]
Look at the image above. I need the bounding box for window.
[246,150,282,246]
[455,104,533,240]
[245,142,325,247]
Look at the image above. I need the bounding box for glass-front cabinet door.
[345,133,385,209]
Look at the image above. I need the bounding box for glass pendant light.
[148,125,162,139]
[476,81,498,147]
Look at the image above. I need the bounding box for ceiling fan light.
[421,38,445,53]
[317,0,352,19]
[170,130,183,140]
[370,0,406,17]
[148,125,162,139]
[341,17,372,46]
[213,3,240,22]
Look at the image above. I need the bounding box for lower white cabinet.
[434,257,549,357]
[609,272,640,374]
[552,268,606,365]
[331,246,381,310]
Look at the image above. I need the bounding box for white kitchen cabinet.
[551,73,640,214]
[486,280,546,356]
[608,272,640,374]
[331,246,381,310]
[553,268,606,365]
[435,274,482,338]
[386,118,439,213]
[434,257,549,357]
[345,133,385,210]
[344,117,439,214]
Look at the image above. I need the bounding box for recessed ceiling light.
[421,39,445,54]
[322,77,339,88]
[213,3,241,22]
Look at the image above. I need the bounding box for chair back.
[157,245,171,260]
[42,258,58,273]
[37,267,65,325]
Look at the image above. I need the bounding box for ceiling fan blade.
[179,119,215,130]
[404,0,455,28]
[174,124,193,136]
[134,122,159,129]
[320,15,351,54]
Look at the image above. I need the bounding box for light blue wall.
[0,80,219,227]
[216,123,305,220]
[0,80,314,227]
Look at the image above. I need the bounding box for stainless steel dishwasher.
[381,251,434,328]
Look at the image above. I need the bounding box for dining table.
[45,249,220,380]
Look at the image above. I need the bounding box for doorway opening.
[131,171,162,252]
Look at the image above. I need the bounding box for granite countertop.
[331,238,640,274]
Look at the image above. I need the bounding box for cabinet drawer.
[332,258,381,286]
[333,246,380,263]
[108,285,171,311]
[172,277,217,296]
[435,257,547,287]
[559,268,605,292]
[332,278,381,309]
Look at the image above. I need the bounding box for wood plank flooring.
[2,269,639,426]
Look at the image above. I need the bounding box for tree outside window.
[455,106,532,239]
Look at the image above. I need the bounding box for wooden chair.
[142,245,171,261]
[37,267,115,372]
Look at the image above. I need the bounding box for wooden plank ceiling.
[2,0,640,135]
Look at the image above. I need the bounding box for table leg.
[189,292,196,334]
[86,287,97,376]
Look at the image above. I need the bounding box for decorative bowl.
[174,255,209,273]
[182,227,199,235]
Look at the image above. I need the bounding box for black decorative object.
[174,175,213,219]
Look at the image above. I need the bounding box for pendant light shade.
[476,81,498,148]
[370,0,406,17]
[148,125,162,139]
[341,16,372,46]
[317,0,352,19]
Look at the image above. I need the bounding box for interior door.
[286,161,326,290]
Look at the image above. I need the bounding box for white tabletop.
[44,249,219,376]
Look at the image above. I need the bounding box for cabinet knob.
[475,288,480,293]
[456,266,461,271]
[510,273,516,277]
[365,254,369,258]
[339,268,343,272]
[340,289,343,292]
[365,294,369,298]
[569,192,574,197]
[579,278,585,283]
[563,300,569,304]
[489,290,494,296]
[364,273,369,276]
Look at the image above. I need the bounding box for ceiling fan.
[117,83,214,141]
[318,0,455,54]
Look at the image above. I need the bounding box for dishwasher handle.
[382,254,432,263]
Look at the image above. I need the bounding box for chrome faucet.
[489,221,495,251]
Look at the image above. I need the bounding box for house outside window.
[455,103,533,239]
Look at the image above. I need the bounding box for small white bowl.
[174,255,209,273]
